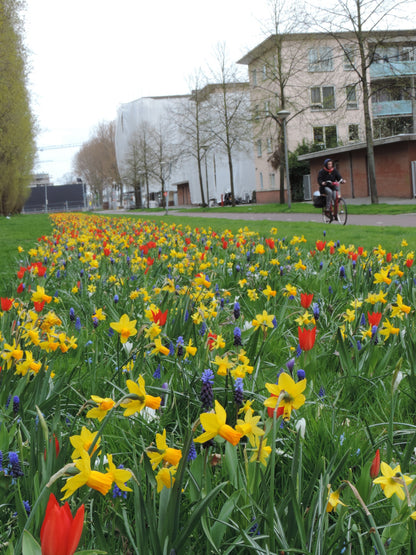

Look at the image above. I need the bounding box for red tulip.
[1,297,14,311]
[298,326,316,351]
[267,394,285,419]
[370,449,380,479]
[315,240,326,252]
[300,293,314,309]
[40,493,84,555]
[367,312,382,327]
[152,309,168,326]
[406,259,414,268]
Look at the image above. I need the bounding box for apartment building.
[238,30,416,201]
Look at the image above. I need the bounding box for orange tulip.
[40,493,84,555]
[298,326,316,351]
[370,449,380,479]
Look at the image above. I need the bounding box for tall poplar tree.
[0,0,36,214]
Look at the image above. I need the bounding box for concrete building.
[115,85,256,208]
[238,30,416,202]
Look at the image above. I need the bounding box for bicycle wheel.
[322,207,332,224]
[336,198,348,225]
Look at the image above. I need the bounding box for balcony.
[370,60,416,79]
[372,100,413,117]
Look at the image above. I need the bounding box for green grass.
[0,214,52,287]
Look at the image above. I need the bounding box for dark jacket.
[317,167,343,194]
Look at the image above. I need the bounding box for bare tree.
[174,71,211,206]
[122,122,156,208]
[308,0,414,203]
[147,119,181,209]
[206,43,252,206]
[239,0,313,204]
[74,121,120,206]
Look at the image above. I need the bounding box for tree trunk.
[227,145,235,206]
[197,155,206,206]
[362,78,378,204]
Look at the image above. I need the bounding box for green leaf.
[22,530,41,555]
[75,551,108,554]
[210,490,241,548]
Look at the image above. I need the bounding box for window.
[308,47,333,72]
[269,173,276,189]
[311,86,335,110]
[264,101,270,114]
[262,64,267,80]
[254,105,260,121]
[256,139,262,157]
[346,85,358,109]
[267,138,273,153]
[348,124,359,142]
[259,172,264,190]
[343,46,355,70]
[313,125,337,148]
[251,69,257,85]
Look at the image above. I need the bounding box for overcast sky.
[25,0,274,183]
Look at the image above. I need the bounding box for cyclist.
[317,158,345,220]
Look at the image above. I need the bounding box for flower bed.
[0,213,415,554]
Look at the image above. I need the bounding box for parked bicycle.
[313,181,348,225]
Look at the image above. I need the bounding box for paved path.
[104,209,416,228]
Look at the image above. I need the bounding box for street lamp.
[277,110,291,209]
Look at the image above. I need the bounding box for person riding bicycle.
[317,158,345,220]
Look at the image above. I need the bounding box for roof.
[297,133,416,161]
[237,29,416,65]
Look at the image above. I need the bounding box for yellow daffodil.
[373,268,392,285]
[86,396,116,422]
[146,429,182,470]
[151,337,170,356]
[92,308,106,321]
[379,319,400,340]
[110,314,137,343]
[373,462,413,500]
[213,355,233,376]
[120,376,161,417]
[235,409,265,446]
[194,400,242,446]
[31,286,52,304]
[247,288,258,301]
[252,310,275,331]
[156,466,177,493]
[1,340,24,368]
[144,323,162,340]
[184,338,197,358]
[326,486,347,512]
[106,454,132,492]
[283,284,297,297]
[264,372,306,421]
[262,285,276,299]
[61,448,113,500]
[249,436,272,467]
[390,294,411,319]
[70,428,100,459]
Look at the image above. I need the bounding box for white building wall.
[115,94,256,206]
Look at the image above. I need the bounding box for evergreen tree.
[0,0,36,214]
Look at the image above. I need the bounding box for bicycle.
[318,181,348,225]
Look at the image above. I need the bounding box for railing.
[372,99,413,117]
[370,60,416,79]
[22,201,86,214]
